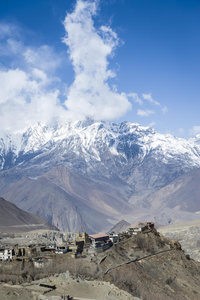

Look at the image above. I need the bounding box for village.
[0,221,194,300]
[0,222,156,265]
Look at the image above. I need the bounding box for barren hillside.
[0,197,58,233]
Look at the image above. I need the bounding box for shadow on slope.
[0,197,58,233]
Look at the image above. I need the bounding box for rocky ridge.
[1,120,200,231]
[0,197,58,233]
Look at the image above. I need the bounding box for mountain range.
[0,120,200,232]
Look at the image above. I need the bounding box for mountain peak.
[1,119,200,173]
[1,119,200,232]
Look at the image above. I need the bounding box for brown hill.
[18,230,198,300]
[99,232,200,300]
[0,165,133,233]
[109,219,131,233]
[148,168,200,213]
[2,164,200,233]
[0,197,58,233]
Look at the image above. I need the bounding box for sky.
[0,0,200,138]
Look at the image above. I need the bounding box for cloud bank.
[0,0,167,135]
[0,21,68,134]
[0,67,65,133]
[63,0,131,120]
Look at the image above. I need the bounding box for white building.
[0,248,12,260]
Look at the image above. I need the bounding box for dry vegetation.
[0,231,200,300]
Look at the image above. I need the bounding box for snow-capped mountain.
[1,120,200,186]
[0,120,200,232]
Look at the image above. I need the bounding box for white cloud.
[24,45,63,73]
[137,109,155,117]
[162,106,168,114]
[0,68,67,133]
[0,22,21,39]
[63,0,132,120]
[0,22,63,75]
[0,1,131,135]
[0,1,168,135]
[0,23,68,135]
[127,93,143,105]
[142,93,168,115]
[0,23,12,39]
[189,126,200,136]
[142,93,160,106]
[148,121,156,128]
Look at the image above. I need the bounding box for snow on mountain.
[1,120,200,231]
[1,120,200,172]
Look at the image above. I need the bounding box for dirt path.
[104,248,174,274]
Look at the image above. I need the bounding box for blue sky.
[0,0,200,137]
